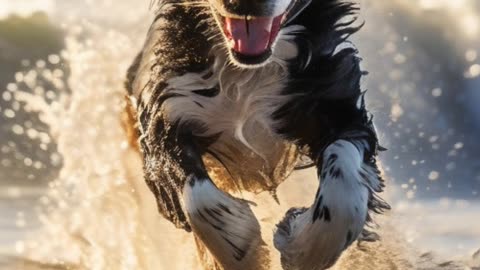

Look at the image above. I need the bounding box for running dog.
[125,0,390,269]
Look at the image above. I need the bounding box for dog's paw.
[274,203,364,270]
[183,178,268,269]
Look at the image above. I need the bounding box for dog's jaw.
[210,12,277,68]
[207,0,300,68]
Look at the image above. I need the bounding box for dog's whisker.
[167,2,210,8]
[206,33,223,41]
[152,1,210,11]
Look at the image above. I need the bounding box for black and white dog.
[125,0,390,268]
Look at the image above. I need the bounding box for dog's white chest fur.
[164,57,287,147]
[162,56,298,192]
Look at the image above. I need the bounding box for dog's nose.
[222,0,275,17]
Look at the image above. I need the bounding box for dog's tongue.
[224,15,282,56]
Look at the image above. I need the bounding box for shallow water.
[0,0,479,269]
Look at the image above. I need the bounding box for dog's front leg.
[139,108,267,269]
[274,138,388,270]
[273,78,390,269]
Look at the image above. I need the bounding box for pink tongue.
[224,15,282,56]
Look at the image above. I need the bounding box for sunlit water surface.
[0,0,479,269]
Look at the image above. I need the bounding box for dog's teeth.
[228,38,235,48]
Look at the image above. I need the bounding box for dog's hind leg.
[137,101,269,269]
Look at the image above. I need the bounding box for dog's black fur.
[126,0,389,269]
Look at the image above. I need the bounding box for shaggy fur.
[125,0,390,269]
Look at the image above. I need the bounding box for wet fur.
[125,0,390,269]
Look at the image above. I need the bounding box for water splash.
[3,13,200,269]
[0,0,479,269]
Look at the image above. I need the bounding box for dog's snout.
[210,0,293,66]
[221,0,278,17]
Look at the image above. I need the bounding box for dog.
[124,0,390,269]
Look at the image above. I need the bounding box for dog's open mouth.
[221,14,284,65]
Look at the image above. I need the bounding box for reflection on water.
[0,188,42,255]
[393,200,480,260]
[0,0,479,269]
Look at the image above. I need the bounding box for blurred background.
[0,0,478,269]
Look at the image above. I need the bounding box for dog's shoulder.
[127,5,215,99]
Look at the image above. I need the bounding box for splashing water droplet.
[428,171,440,181]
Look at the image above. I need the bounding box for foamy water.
[0,0,479,269]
